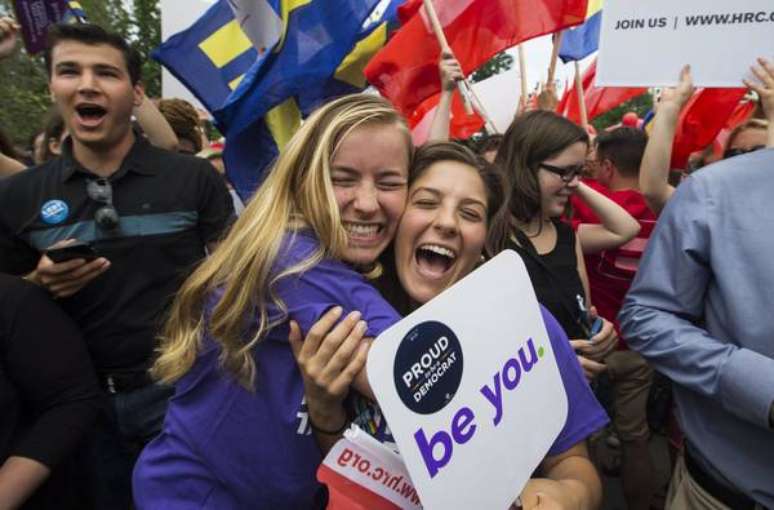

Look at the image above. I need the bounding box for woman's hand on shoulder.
[289,307,370,429]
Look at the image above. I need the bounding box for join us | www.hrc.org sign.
[597,0,774,88]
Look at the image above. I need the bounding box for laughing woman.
[293,143,607,510]
[132,95,412,510]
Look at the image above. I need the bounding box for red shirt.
[570,179,657,348]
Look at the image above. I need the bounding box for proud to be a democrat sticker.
[393,321,463,415]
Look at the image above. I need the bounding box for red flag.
[557,60,646,124]
[556,78,571,116]
[670,88,747,169]
[408,91,485,145]
[397,0,423,24]
[365,0,588,116]
[712,100,756,157]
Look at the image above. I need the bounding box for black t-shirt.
[0,137,235,372]
[507,219,587,339]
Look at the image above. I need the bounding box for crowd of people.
[0,15,772,510]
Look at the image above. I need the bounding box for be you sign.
[597,0,774,87]
[367,251,568,509]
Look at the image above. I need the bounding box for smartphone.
[46,241,98,263]
[588,317,604,340]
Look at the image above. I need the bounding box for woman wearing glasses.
[489,111,626,380]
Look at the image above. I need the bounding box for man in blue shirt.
[619,148,774,509]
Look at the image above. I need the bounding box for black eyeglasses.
[86,178,120,230]
[539,163,584,183]
[723,145,765,160]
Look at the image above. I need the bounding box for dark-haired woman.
[489,111,621,380]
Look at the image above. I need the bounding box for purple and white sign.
[367,251,568,509]
[13,0,68,54]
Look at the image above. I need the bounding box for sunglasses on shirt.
[539,163,584,183]
[86,178,120,230]
[723,145,765,160]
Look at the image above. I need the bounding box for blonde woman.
[132,95,412,509]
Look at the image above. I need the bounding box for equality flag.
[670,88,747,169]
[215,0,389,198]
[557,60,646,124]
[154,0,398,199]
[222,97,303,200]
[152,1,264,114]
[298,0,404,114]
[365,0,588,117]
[214,0,383,134]
[558,0,602,63]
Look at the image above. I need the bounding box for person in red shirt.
[571,126,657,510]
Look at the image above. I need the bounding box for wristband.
[308,413,349,435]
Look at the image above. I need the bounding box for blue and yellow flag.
[63,0,87,23]
[297,0,403,113]
[153,0,398,199]
[152,1,263,114]
[221,0,398,199]
[559,0,602,63]
[214,0,384,134]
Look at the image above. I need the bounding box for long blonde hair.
[152,95,410,388]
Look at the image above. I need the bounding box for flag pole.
[548,31,563,85]
[574,60,589,129]
[467,87,499,134]
[422,0,475,115]
[518,44,528,107]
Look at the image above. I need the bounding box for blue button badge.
[40,200,69,225]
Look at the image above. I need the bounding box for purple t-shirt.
[541,305,609,455]
[353,305,608,456]
[133,231,400,509]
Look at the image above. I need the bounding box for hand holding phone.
[46,241,98,263]
[33,239,110,298]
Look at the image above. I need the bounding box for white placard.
[597,0,774,87]
[366,251,568,510]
